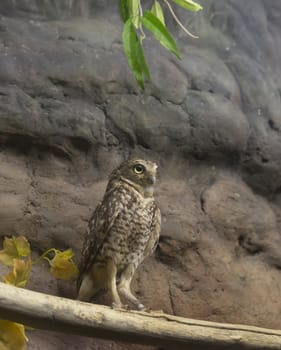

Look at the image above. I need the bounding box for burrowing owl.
[77,159,161,309]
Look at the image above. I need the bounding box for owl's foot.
[147,309,164,314]
[118,284,145,311]
[111,301,145,311]
[111,302,129,311]
[137,305,153,313]
[137,302,145,310]
[111,302,122,309]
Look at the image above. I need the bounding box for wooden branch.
[0,283,281,349]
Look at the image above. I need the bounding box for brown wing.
[77,185,126,290]
[144,205,161,258]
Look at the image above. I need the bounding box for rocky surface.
[0,0,281,349]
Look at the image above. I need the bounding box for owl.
[77,159,161,309]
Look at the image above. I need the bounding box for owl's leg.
[106,260,122,308]
[77,274,98,302]
[118,264,144,310]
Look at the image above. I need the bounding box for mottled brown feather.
[77,184,130,289]
[77,159,161,308]
[144,206,161,258]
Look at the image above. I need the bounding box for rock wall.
[0,1,281,349]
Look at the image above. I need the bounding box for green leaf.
[122,19,142,85]
[141,11,181,59]
[172,0,202,11]
[119,0,130,22]
[151,1,165,25]
[129,0,140,29]
[122,18,150,88]
[135,37,151,82]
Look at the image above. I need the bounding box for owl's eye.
[133,164,145,174]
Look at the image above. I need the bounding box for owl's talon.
[111,302,122,309]
[140,306,152,312]
[137,303,145,310]
[147,309,164,314]
[111,302,129,311]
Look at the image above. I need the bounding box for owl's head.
[109,159,158,197]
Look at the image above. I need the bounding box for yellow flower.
[0,320,28,350]
[0,236,30,267]
[48,249,79,281]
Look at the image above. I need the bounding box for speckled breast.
[98,187,155,270]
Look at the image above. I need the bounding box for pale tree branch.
[0,283,281,349]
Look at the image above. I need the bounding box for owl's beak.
[149,175,156,185]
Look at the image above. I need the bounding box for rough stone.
[0,1,281,349]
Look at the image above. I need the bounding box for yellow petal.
[3,258,31,288]
[0,237,18,267]
[0,320,27,350]
[0,251,13,267]
[50,259,79,280]
[49,249,79,280]
[14,237,31,258]
[0,236,30,267]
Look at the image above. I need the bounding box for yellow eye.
[133,164,145,174]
